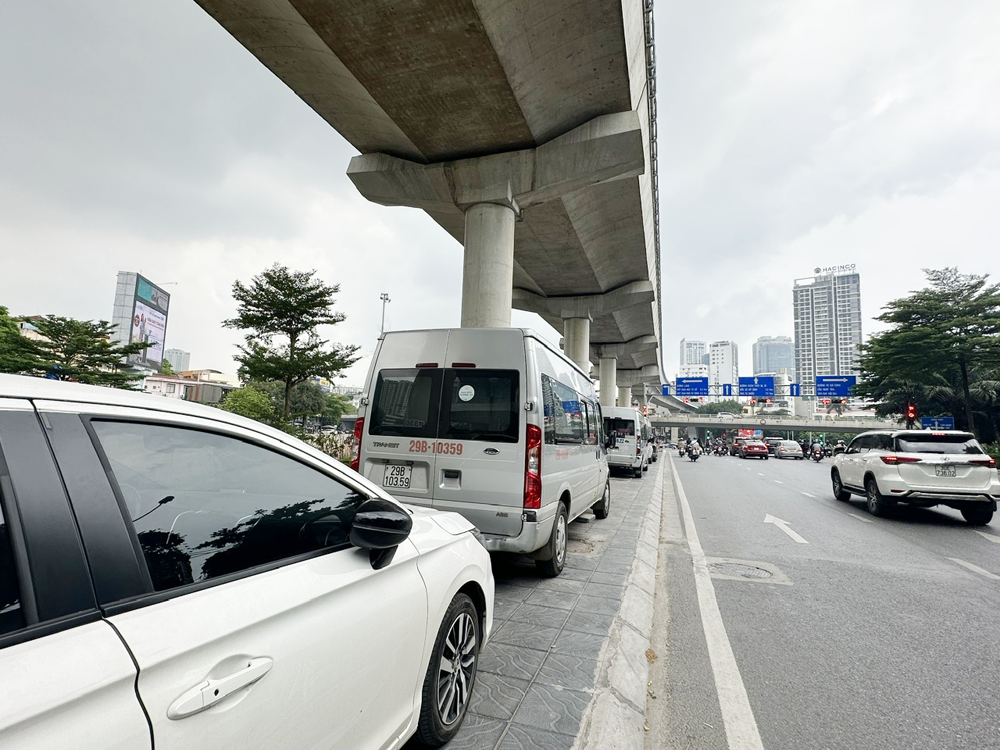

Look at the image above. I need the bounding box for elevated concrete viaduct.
[194,0,663,405]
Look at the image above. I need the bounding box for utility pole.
[379,293,391,335]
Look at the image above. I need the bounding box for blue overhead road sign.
[738,376,775,397]
[661,384,670,397]
[815,376,857,397]
[921,416,955,430]
[722,384,733,397]
[675,377,709,396]
[789,383,801,397]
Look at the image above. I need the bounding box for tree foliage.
[694,399,743,415]
[223,265,360,420]
[0,307,42,375]
[856,268,1000,439]
[218,386,276,424]
[25,316,145,388]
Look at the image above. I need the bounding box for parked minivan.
[352,328,612,576]
[603,406,652,477]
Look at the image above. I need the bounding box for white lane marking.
[947,558,1000,580]
[763,514,809,544]
[774,480,783,485]
[671,461,766,750]
[847,513,873,524]
[974,530,1000,544]
[757,473,765,477]
[801,492,816,499]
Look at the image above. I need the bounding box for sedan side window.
[0,494,26,636]
[91,421,368,593]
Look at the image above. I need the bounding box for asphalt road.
[647,450,1000,750]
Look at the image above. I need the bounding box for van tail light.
[350,418,364,472]
[637,441,643,457]
[524,424,542,510]
[880,455,922,464]
[971,458,997,468]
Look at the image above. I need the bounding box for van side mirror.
[605,434,616,449]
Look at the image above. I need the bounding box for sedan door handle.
[168,657,274,719]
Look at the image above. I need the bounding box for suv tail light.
[880,455,922,464]
[970,457,997,468]
[349,417,364,472]
[524,424,542,509]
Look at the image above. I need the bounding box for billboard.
[128,275,170,368]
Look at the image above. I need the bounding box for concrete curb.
[573,459,665,750]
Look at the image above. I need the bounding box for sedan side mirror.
[350,497,413,570]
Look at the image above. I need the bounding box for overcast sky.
[2,1,998,386]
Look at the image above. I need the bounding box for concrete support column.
[563,317,591,372]
[599,356,617,407]
[461,203,516,328]
[618,386,633,407]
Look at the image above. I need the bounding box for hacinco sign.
[814,263,857,275]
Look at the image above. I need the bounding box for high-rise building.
[110,271,171,371]
[679,339,707,367]
[678,363,709,379]
[164,348,191,372]
[708,341,738,401]
[793,270,863,395]
[753,336,794,380]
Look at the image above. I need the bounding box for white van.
[352,328,612,576]
[603,406,652,477]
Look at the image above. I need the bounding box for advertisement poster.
[131,299,167,367]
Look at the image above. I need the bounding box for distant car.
[716,412,736,419]
[763,437,784,455]
[775,440,805,460]
[740,441,769,459]
[831,430,1000,524]
[0,374,494,749]
[729,438,747,456]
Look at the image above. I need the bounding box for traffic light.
[749,398,756,405]
[906,404,917,420]
[765,398,772,404]
[682,397,689,403]
[697,397,704,403]
[642,404,648,416]
[822,399,831,405]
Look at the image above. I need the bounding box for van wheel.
[633,463,642,478]
[536,504,568,577]
[593,480,611,520]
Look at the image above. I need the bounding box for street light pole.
[379,293,391,335]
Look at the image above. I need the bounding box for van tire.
[593,480,611,520]
[633,462,642,478]
[535,504,568,577]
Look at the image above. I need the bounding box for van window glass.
[370,369,442,439]
[91,422,366,593]
[582,402,597,445]
[896,434,983,455]
[546,377,585,443]
[605,418,636,437]
[541,375,557,445]
[0,492,26,636]
[440,370,519,443]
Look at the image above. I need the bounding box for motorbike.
[811,448,824,462]
[715,444,726,456]
[688,444,702,462]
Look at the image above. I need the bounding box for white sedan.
[0,375,493,749]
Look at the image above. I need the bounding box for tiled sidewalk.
[406,463,660,750]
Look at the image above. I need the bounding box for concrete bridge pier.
[461,202,517,327]
[598,356,617,407]
[618,387,633,407]
[563,316,592,372]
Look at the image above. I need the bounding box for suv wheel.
[536,503,568,577]
[416,593,480,747]
[832,471,851,502]
[961,506,994,526]
[865,478,894,517]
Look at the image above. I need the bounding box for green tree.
[694,399,743,415]
[160,358,177,376]
[857,268,1000,434]
[323,392,354,424]
[219,386,276,424]
[0,307,43,374]
[30,316,145,388]
[223,265,360,421]
[251,380,327,424]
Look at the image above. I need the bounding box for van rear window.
[605,418,636,437]
[369,368,519,442]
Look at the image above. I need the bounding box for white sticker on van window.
[458,385,475,402]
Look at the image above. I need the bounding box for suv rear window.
[370,368,519,443]
[896,434,984,455]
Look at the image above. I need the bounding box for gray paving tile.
[468,672,529,721]
[535,651,599,691]
[492,597,521,622]
[561,609,616,637]
[497,723,576,750]
[552,630,606,659]
[507,603,571,630]
[439,713,507,750]
[587,570,628,587]
[478,645,548,682]
[595,560,632,575]
[524,589,580,611]
[575,594,621,616]
[493,585,533,603]
[580,581,625,600]
[511,683,591,736]
[556,566,592,582]
[533,576,587,594]
[491,622,560,652]
[564,554,598,570]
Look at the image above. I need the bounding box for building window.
[165,383,175,394]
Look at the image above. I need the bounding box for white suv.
[830,430,1000,524]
